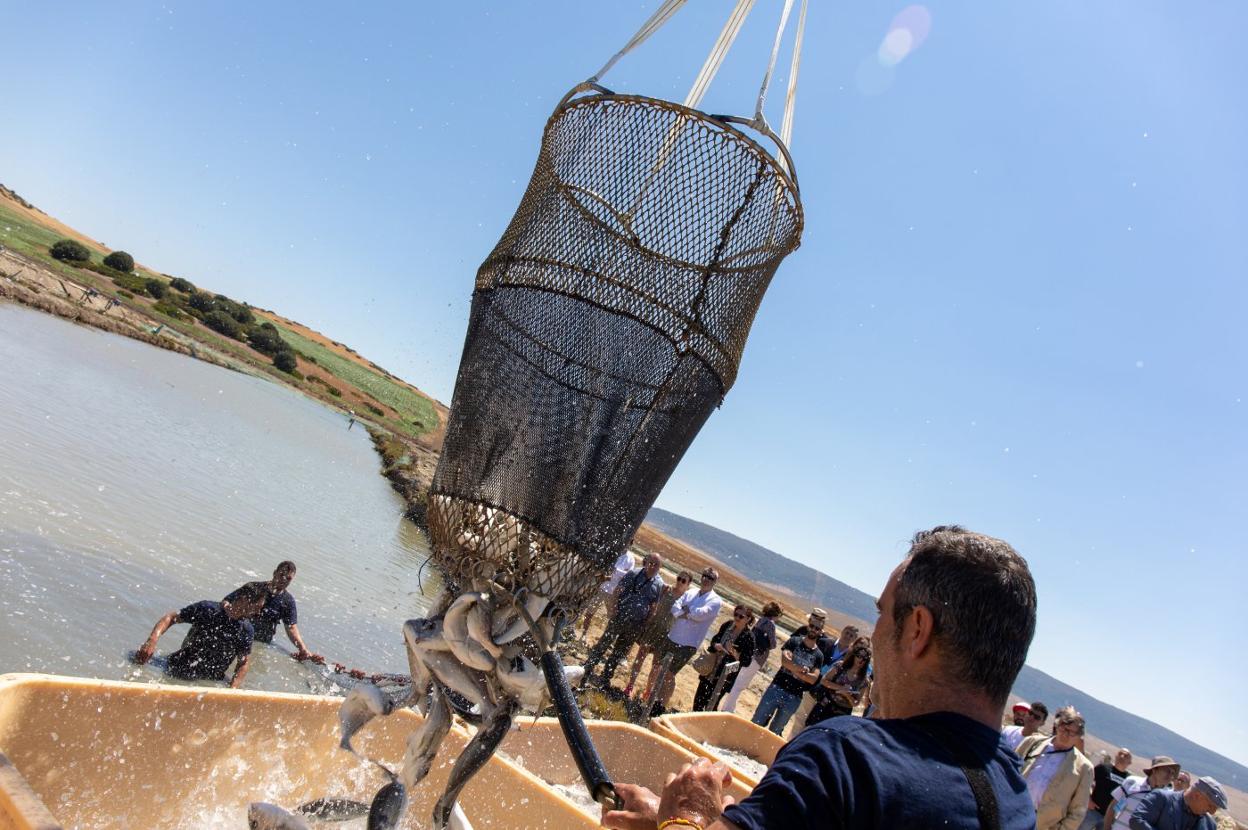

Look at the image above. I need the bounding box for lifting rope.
[586,0,808,160]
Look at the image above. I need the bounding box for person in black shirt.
[692,605,755,712]
[134,581,268,687]
[225,561,322,663]
[1082,747,1132,829]
[750,626,824,734]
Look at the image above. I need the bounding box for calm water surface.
[0,302,441,694]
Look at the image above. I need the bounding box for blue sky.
[3,2,1244,766]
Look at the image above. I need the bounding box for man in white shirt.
[1017,711,1094,829]
[1106,755,1180,829]
[1002,700,1049,752]
[579,549,636,639]
[651,566,723,709]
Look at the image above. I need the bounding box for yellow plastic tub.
[0,673,595,829]
[500,717,754,809]
[649,712,785,788]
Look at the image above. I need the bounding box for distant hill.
[645,507,878,622]
[646,506,1248,793]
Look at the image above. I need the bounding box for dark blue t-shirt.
[723,711,1034,830]
[166,601,254,681]
[615,569,664,627]
[224,587,297,643]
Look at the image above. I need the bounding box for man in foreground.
[1127,776,1226,830]
[134,581,268,688]
[604,525,1039,829]
[225,560,321,662]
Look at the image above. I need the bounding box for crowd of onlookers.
[577,552,875,734]
[1004,700,1227,829]
[581,540,1233,830]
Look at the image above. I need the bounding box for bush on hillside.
[102,251,135,273]
[213,294,254,326]
[152,301,185,320]
[203,309,243,339]
[273,350,298,373]
[187,291,215,312]
[247,325,286,355]
[169,277,195,293]
[144,279,166,299]
[111,273,150,294]
[49,239,91,262]
[116,289,133,299]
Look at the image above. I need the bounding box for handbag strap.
[912,720,1001,830]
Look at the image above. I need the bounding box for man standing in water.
[134,581,268,688]
[225,561,321,662]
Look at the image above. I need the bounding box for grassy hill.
[0,184,445,446]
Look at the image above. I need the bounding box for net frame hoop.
[555,82,801,195]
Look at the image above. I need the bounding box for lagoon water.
[0,301,441,694]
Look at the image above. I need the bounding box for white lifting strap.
[588,0,689,85]
[586,0,807,148]
[780,0,808,148]
[684,0,757,110]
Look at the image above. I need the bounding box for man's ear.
[903,604,936,659]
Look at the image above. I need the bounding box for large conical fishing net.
[428,85,802,613]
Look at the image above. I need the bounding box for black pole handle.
[539,650,621,810]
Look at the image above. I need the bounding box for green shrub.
[49,239,90,262]
[187,291,215,312]
[247,325,286,355]
[213,294,254,326]
[273,350,298,373]
[364,403,384,417]
[111,272,150,294]
[203,309,243,339]
[102,251,135,272]
[116,289,133,299]
[328,387,342,398]
[169,277,195,293]
[144,279,166,299]
[152,301,184,319]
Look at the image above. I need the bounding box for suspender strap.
[912,721,1002,830]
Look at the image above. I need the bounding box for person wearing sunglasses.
[648,567,724,711]
[718,601,781,714]
[692,604,756,712]
[625,570,692,698]
[1017,711,1095,829]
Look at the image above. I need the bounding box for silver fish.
[443,593,496,672]
[247,802,311,830]
[296,797,371,821]
[338,683,394,753]
[366,778,407,830]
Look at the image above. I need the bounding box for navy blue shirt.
[723,711,1034,830]
[166,601,254,681]
[613,569,664,627]
[1128,789,1215,830]
[224,587,297,643]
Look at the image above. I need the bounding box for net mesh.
[429,90,803,611]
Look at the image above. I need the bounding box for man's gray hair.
[893,525,1037,705]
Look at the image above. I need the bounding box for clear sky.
[3,2,1244,766]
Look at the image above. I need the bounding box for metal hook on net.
[507,585,622,811]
